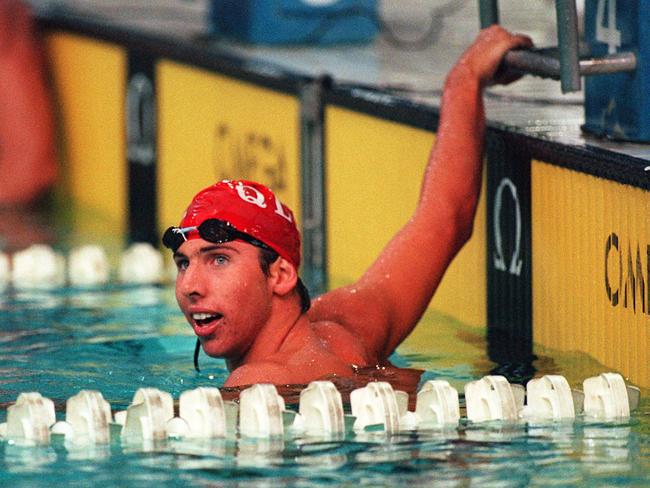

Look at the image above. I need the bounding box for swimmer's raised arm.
[310,26,532,360]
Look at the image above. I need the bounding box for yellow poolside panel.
[45,32,127,236]
[325,106,486,328]
[157,61,301,231]
[532,161,649,387]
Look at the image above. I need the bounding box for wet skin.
[174,240,275,362]
[174,26,532,388]
[174,239,373,386]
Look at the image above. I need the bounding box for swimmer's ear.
[268,257,298,297]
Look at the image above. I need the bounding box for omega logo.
[126,73,156,166]
[605,232,649,315]
[212,123,287,191]
[493,177,523,276]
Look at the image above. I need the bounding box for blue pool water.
[0,284,648,487]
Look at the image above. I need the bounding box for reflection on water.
[0,285,648,487]
[582,423,634,475]
[3,444,58,473]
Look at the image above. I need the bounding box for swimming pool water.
[1,285,648,487]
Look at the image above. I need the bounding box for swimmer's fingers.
[491,52,527,86]
[491,35,534,86]
[459,26,533,86]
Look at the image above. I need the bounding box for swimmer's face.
[173,238,274,360]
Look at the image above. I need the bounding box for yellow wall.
[157,61,302,231]
[45,32,127,237]
[532,161,649,387]
[325,106,486,328]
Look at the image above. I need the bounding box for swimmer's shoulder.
[309,319,376,365]
[224,361,291,387]
[225,348,355,386]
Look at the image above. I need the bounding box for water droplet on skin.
[350,288,357,294]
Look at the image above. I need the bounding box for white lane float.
[239,383,286,438]
[464,375,520,422]
[177,387,227,438]
[293,380,345,435]
[120,388,174,441]
[415,380,460,426]
[68,245,111,287]
[118,242,164,285]
[521,374,575,421]
[582,372,638,420]
[350,381,404,432]
[0,373,641,448]
[2,392,56,445]
[11,244,66,289]
[50,390,113,444]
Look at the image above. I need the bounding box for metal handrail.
[478,0,499,28]
[556,0,581,91]
[478,0,637,93]
[504,48,637,80]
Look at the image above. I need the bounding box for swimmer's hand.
[452,25,533,87]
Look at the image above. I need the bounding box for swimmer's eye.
[213,255,229,266]
[174,258,189,271]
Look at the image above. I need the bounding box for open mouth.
[191,312,223,334]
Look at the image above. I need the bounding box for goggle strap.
[194,337,201,373]
[174,226,197,242]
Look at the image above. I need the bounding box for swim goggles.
[162,218,271,253]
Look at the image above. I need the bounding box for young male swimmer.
[163,27,532,387]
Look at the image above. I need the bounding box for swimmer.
[163,26,533,387]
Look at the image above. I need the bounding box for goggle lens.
[162,219,269,253]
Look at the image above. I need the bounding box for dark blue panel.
[584,0,650,141]
[209,0,378,45]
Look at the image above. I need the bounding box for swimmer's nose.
[178,262,207,299]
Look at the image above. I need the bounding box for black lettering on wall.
[605,232,620,306]
[624,243,646,314]
[212,124,287,190]
[605,233,650,316]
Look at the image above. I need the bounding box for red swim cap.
[178,180,301,269]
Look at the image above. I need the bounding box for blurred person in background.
[0,0,57,207]
[0,0,57,250]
